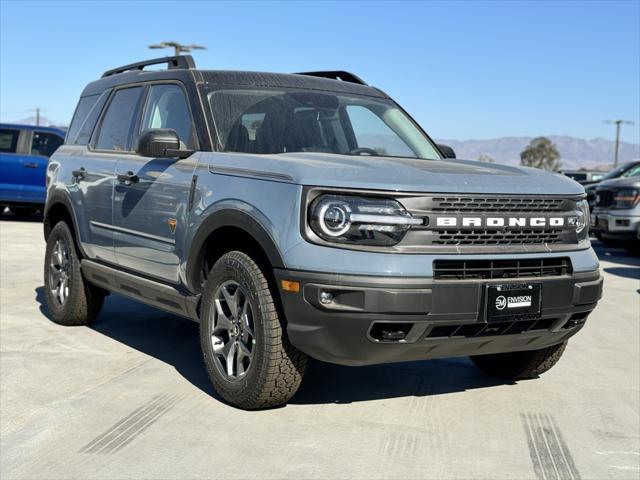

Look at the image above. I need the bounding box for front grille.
[595,189,614,207]
[433,257,572,280]
[425,318,559,339]
[432,229,564,245]
[430,196,566,212]
[398,194,580,249]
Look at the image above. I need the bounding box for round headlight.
[316,200,352,237]
[575,200,589,235]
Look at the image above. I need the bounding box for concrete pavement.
[1,216,639,479]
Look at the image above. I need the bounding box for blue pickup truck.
[0,123,65,216]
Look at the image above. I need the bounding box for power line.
[605,120,635,167]
[148,41,206,56]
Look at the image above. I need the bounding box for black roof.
[81,55,387,99]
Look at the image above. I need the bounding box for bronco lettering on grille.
[434,217,565,228]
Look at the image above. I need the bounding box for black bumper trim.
[274,268,602,366]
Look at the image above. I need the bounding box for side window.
[0,129,19,153]
[31,132,64,158]
[95,87,143,151]
[346,105,415,158]
[66,95,98,144]
[68,92,110,146]
[140,84,195,149]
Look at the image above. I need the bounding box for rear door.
[112,83,198,283]
[20,130,64,204]
[81,86,145,264]
[0,127,25,204]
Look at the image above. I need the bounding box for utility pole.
[29,108,43,126]
[148,41,206,56]
[605,120,635,167]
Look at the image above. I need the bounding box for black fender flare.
[43,189,88,257]
[185,209,286,293]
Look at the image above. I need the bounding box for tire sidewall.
[200,253,271,397]
[44,222,79,321]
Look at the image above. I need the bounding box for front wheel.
[470,342,567,380]
[200,251,307,409]
[44,221,105,325]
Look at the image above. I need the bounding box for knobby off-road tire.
[200,251,307,409]
[44,221,105,326]
[470,342,567,380]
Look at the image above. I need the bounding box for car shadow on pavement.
[0,207,43,222]
[35,286,220,399]
[35,287,508,406]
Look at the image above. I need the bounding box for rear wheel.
[200,251,307,409]
[44,221,105,325]
[470,342,567,380]
[9,206,39,217]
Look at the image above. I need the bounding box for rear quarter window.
[66,92,110,145]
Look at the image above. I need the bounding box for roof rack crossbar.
[295,71,367,85]
[101,55,196,78]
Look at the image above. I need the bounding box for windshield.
[622,165,640,178]
[602,162,638,180]
[207,89,441,160]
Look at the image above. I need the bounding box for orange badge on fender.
[167,218,177,234]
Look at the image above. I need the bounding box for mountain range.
[436,136,640,170]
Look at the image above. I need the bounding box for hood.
[208,152,585,195]
[597,176,640,189]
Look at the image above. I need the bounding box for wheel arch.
[43,190,87,258]
[185,209,286,294]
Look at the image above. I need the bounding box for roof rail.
[101,55,196,78]
[295,70,367,85]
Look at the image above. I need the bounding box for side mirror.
[437,144,456,159]
[137,129,193,158]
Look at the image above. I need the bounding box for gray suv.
[44,56,603,409]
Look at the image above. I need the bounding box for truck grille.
[430,196,566,212]
[432,229,564,245]
[595,189,614,208]
[433,257,572,280]
[398,194,581,250]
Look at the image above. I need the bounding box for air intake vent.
[425,318,559,339]
[433,258,572,280]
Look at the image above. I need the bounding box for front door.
[112,83,198,283]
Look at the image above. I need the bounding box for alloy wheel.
[210,280,256,380]
[49,239,71,305]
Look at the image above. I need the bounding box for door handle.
[72,168,86,181]
[117,171,139,185]
[24,162,38,169]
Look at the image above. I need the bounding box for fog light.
[320,291,333,305]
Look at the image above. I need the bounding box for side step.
[81,260,200,321]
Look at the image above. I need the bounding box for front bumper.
[591,211,640,239]
[275,269,602,366]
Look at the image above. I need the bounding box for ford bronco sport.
[44,56,602,409]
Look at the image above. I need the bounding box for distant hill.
[436,136,640,170]
[7,116,66,128]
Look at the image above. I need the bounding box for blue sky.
[1,0,638,144]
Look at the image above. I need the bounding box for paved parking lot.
[1,215,639,480]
